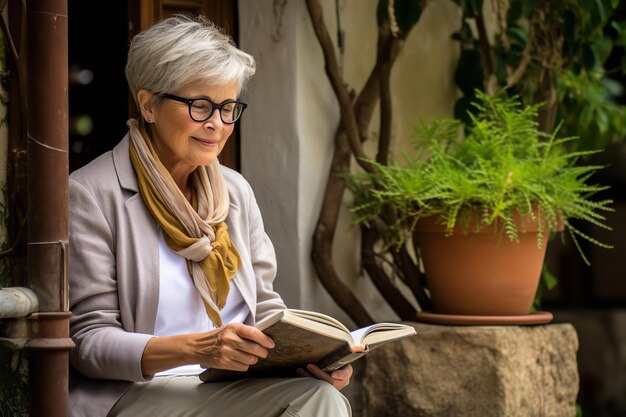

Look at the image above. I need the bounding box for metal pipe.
[25,2,73,417]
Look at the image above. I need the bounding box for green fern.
[347,89,614,263]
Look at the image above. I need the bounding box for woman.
[68,14,353,417]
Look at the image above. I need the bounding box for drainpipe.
[25,2,73,417]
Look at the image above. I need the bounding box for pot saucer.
[415,310,553,326]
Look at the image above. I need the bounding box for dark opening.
[68,1,130,173]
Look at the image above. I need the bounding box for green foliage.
[533,265,558,311]
[451,0,626,150]
[0,349,28,417]
[0,185,26,417]
[557,70,626,150]
[0,19,29,417]
[0,25,27,417]
[0,182,25,417]
[347,90,614,263]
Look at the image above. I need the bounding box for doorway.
[68,0,240,173]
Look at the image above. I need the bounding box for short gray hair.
[125,14,256,108]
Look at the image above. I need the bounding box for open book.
[199,308,417,382]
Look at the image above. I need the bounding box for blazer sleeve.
[69,179,153,382]
[240,179,287,322]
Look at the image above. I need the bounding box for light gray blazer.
[68,134,286,417]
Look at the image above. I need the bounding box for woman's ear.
[137,89,155,123]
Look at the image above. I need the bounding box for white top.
[154,228,250,376]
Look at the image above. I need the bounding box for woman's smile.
[192,136,220,147]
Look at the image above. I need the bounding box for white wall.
[239,0,302,306]
[240,0,461,327]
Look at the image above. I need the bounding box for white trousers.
[107,375,352,417]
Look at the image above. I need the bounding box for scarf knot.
[176,236,212,262]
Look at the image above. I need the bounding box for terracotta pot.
[415,212,550,316]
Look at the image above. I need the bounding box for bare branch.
[361,226,418,320]
[377,36,397,165]
[475,14,497,94]
[311,129,374,327]
[393,247,432,310]
[308,0,429,325]
[305,0,373,172]
[507,35,533,87]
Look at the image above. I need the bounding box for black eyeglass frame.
[161,93,248,124]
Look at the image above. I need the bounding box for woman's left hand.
[297,364,353,390]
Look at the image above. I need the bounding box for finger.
[230,323,275,349]
[230,335,271,359]
[224,346,264,366]
[307,364,353,389]
[203,338,268,371]
[223,351,259,371]
[305,364,329,380]
[306,364,341,383]
[306,364,350,390]
[307,363,350,379]
[197,328,269,371]
[198,349,257,372]
[218,325,272,358]
[330,364,353,381]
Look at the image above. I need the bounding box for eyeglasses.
[161,93,247,124]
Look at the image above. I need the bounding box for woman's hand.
[295,344,362,390]
[195,323,275,371]
[296,364,353,391]
[140,323,275,375]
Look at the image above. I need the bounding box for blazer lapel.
[225,200,256,323]
[113,134,139,193]
[113,134,160,334]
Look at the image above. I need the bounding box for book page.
[286,309,351,334]
[254,309,353,345]
[351,323,417,347]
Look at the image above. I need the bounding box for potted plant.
[347,89,613,324]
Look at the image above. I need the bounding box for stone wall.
[354,323,579,417]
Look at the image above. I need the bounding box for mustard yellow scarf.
[127,118,241,326]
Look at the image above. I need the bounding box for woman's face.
[144,81,238,177]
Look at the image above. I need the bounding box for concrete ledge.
[362,323,579,417]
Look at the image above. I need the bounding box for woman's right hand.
[194,323,275,371]
[140,323,275,375]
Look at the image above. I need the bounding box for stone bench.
[358,323,578,417]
